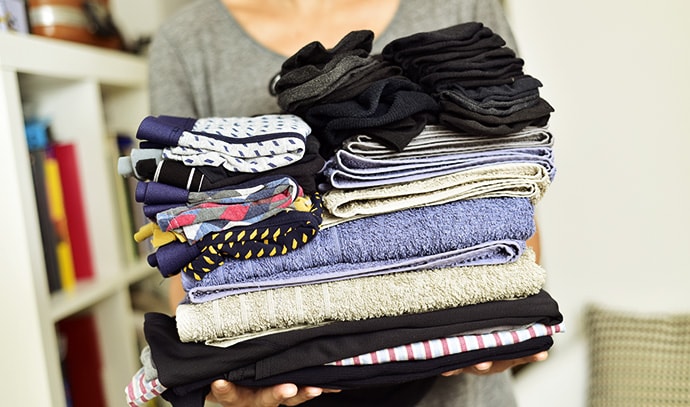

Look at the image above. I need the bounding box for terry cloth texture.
[175,248,545,343]
[146,195,322,279]
[320,162,549,227]
[585,305,690,407]
[187,239,524,300]
[341,125,553,158]
[136,114,310,172]
[182,196,535,299]
[323,144,555,189]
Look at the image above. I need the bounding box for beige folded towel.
[176,248,545,343]
[321,162,549,228]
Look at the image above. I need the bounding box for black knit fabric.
[304,76,439,154]
[135,135,325,195]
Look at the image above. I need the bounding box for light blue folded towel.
[324,146,555,189]
[182,197,535,302]
[188,239,525,302]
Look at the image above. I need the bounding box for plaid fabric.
[156,176,303,242]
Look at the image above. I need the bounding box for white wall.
[109,0,191,46]
[504,1,690,406]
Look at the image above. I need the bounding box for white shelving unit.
[0,32,154,406]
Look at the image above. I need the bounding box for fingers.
[529,351,549,362]
[440,351,550,377]
[278,386,321,407]
[264,383,300,405]
[209,380,338,407]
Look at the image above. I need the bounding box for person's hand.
[206,351,548,405]
[207,380,341,407]
[440,351,549,377]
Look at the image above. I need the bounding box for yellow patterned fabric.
[585,305,690,407]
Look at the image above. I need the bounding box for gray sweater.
[148,0,516,118]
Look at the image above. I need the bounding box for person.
[148,1,547,406]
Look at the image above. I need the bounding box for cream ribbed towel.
[321,162,549,228]
[176,248,545,343]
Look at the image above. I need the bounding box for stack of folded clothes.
[117,114,327,280]
[123,22,564,407]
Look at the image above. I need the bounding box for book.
[57,312,107,407]
[44,146,76,292]
[28,147,62,292]
[25,119,62,292]
[52,142,95,281]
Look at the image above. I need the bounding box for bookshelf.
[0,31,155,406]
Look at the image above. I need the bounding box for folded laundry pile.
[122,21,564,407]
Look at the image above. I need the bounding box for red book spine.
[57,313,107,407]
[52,142,95,280]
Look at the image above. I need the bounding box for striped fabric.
[124,323,564,405]
[328,322,565,366]
[125,367,167,407]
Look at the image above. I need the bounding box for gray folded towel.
[323,146,555,189]
[340,125,553,158]
[175,248,545,343]
[321,162,549,227]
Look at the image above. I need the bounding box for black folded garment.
[277,30,374,92]
[135,135,324,195]
[282,59,403,116]
[440,97,554,136]
[145,291,562,402]
[381,22,502,65]
[234,336,554,389]
[303,76,439,155]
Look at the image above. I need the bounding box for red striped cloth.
[328,322,565,366]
